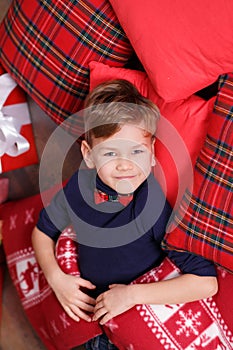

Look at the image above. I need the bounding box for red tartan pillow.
[163,73,233,273]
[109,0,233,101]
[0,0,132,136]
[89,61,215,208]
[0,190,101,349]
[56,228,233,349]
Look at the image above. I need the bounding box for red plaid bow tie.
[94,190,133,206]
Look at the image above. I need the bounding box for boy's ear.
[81,140,95,169]
[151,138,156,167]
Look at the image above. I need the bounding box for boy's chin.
[115,179,137,195]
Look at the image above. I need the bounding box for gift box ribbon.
[0,73,30,172]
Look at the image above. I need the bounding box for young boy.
[32,80,217,350]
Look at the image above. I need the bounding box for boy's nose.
[116,158,133,171]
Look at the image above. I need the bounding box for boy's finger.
[76,300,95,313]
[92,306,106,321]
[70,304,93,322]
[76,277,96,290]
[63,305,80,323]
[78,290,96,306]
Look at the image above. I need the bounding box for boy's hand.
[49,272,96,322]
[93,284,133,325]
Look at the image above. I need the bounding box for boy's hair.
[83,80,160,145]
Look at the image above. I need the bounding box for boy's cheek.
[95,159,112,173]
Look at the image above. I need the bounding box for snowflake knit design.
[136,288,232,349]
[176,309,201,337]
[55,226,80,276]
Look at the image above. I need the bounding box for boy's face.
[81,124,155,194]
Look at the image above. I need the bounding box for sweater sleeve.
[36,186,71,241]
[150,190,217,277]
[166,250,217,277]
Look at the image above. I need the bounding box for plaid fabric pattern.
[163,72,233,272]
[0,0,132,136]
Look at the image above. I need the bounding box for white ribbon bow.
[0,73,30,172]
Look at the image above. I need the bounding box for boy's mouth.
[115,175,136,180]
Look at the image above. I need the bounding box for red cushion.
[0,0,132,136]
[109,0,233,101]
[104,261,233,350]
[57,230,233,349]
[163,72,233,272]
[89,61,215,208]
[0,189,101,349]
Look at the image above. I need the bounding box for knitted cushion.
[0,189,101,349]
[56,228,233,350]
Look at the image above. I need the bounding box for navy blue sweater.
[37,169,216,296]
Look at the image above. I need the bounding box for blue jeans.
[85,333,118,350]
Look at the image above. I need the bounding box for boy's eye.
[103,151,117,157]
[132,149,144,155]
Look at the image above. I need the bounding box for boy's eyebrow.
[132,143,148,148]
[97,146,119,151]
[97,142,148,151]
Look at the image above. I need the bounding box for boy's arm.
[32,226,96,322]
[130,273,217,304]
[93,274,218,325]
[32,226,63,283]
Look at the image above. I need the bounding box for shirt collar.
[94,172,133,206]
